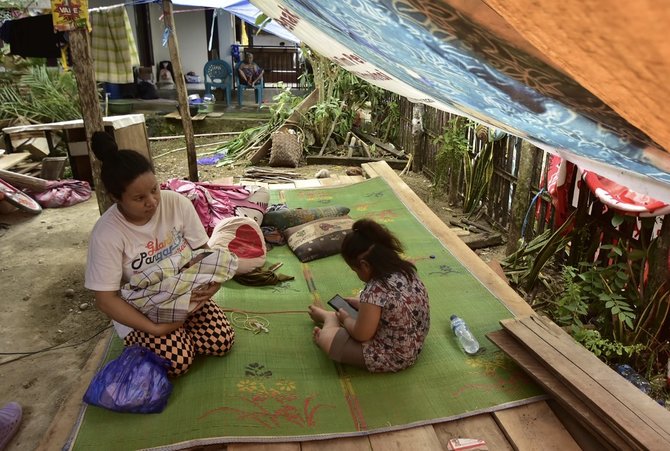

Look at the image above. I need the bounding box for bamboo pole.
[162,0,198,182]
[68,28,108,213]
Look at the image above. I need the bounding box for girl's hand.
[344,296,361,310]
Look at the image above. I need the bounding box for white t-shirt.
[85,190,209,337]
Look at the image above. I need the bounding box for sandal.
[0,402,22,450]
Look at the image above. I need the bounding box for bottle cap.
[450,314,457,320]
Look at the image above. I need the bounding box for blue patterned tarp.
[250,0,670,202]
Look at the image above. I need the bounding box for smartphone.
[327,294,359,319]
[180,251,213,272]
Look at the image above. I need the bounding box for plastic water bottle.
[450,315,480,355]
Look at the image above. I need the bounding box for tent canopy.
[172,0,299,44]
[179,0,670,203]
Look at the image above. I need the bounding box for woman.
[84,131,236,376]
[238,52,264,87]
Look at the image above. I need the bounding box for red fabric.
[161,179,268,235]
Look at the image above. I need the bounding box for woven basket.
[269,126,304,167]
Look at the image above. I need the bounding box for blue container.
[105,83,122,100]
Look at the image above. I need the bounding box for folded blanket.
[120,249,238,324]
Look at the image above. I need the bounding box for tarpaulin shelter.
[173,0,299,44]
[179,0,670,204]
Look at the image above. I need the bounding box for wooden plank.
[361,163,379,178]
[228,443,300,451]
[501,315,670,448]
[0,152,30,170]
[548,400,618,451]
[433,414,513,450]
[305,155,407,170]
[487,329,622,450]
[368,425,442,450]
[269,182,296,191]
[494,402,581,451]
[293,179,322,188]
[367,161,534,317]
[302,436,372,450]
[318,176,343,186]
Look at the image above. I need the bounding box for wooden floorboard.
[433,413,513,450]
[368,425,442,450]
[494,402,581,451]
[487,329,620,449]
[301,435,372,450]
[502,315,670,449]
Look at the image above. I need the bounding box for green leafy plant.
[462,140,494,214]
[572,327,645,363]
[0,65,81,122]
[432,118,468,192]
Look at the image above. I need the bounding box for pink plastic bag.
[33,180,92,208]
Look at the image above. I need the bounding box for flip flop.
[0,402,22,450]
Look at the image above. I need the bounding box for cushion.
[207,216,266,274]
[284,216,354,263]
[262,206,350,231]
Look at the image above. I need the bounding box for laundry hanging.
[89,5,139,83]
[0,14,67,58]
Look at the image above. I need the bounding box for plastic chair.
[235,61,264,106]
[203,59,233,106]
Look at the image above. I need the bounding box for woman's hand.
[190,281,221,304]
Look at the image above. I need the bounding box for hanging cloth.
[0,14,67,58]
[90,6,139,83]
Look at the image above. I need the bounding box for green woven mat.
[70,178,543,450]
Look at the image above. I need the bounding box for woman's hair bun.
[91,131,118,162]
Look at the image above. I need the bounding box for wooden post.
[411,103,424,172]
[647,216,670,298]
[162,0,198,182]
[68,28,109,213]
[506,140,535,255]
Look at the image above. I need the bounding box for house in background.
[89,0,303,101]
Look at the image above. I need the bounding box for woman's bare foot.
[308,304,336,325]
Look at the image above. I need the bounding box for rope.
[225,308,308,335]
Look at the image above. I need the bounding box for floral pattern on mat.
[198,363,336,428]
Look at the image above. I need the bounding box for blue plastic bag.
[83,345,173,413]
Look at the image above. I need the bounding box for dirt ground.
[0,137,506,450]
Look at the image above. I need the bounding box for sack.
[32,179,92,208]
[269,126,303,168]
[83,346,173,413]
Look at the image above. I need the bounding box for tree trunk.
[162,0,198,182]
[506,140,535,255]
[410,103,424,172]
[68,28,108,213]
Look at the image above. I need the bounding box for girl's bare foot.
[308,304,335,324]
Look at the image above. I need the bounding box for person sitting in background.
[238,52,264,87]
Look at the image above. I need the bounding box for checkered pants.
[124,300,235,376]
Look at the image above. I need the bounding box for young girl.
[308,219,430,372]
[85,131,236,376]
